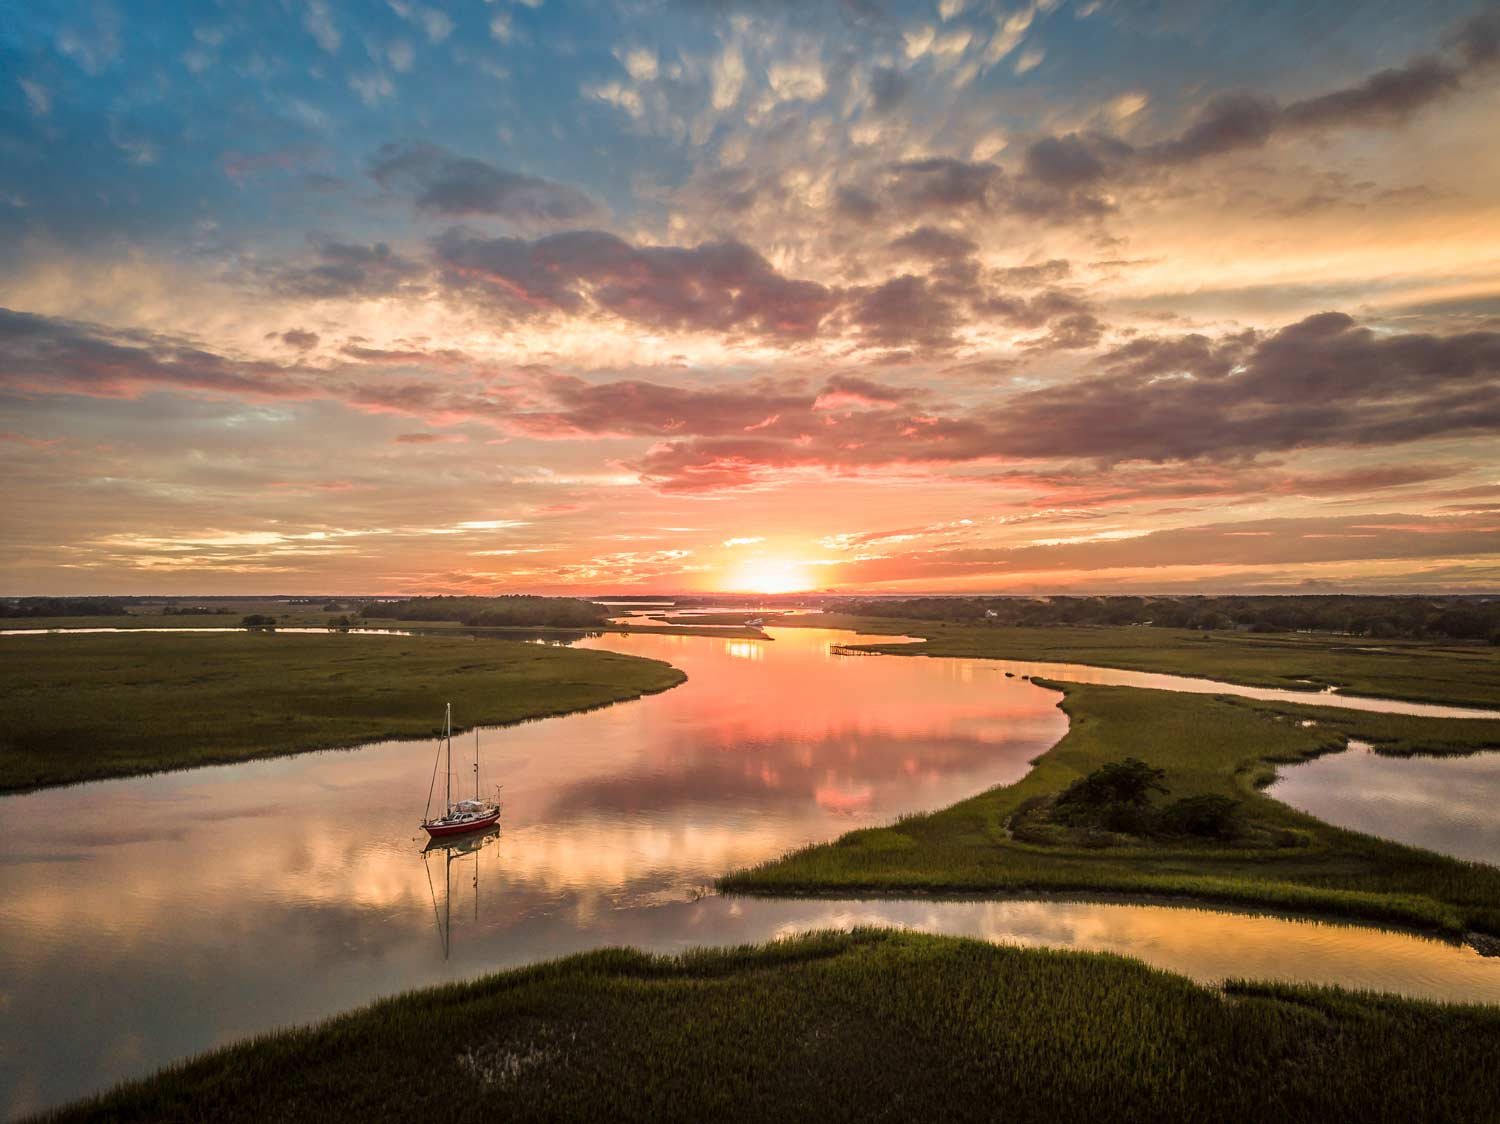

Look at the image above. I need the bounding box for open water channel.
[2,626,1497,1118]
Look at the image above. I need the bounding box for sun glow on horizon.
[727,557,818,594]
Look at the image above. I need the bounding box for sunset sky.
[2,0,1498,595]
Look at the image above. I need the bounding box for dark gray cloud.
[279,329,320,350]
[832,10,1500,229]
[0,309,477,422]
[1281,57,1460,130]
[1149,10,1499,164]
[506,374,813,439]
[992,259,1072,288]
[975,287,1093,330]
[434,229,838,339]
[1145,93,1281,164]
[1452,8,1500,66]
[847,274,964,349]
[868,148,1117,224]
[269,239,426,300]
[1023,132,1133,188]
[885,157,1003,211]
[368,142,601,224]
[834,185,881,221]
[0,308,303,400]
[841,265,1102,351]
[618,311,1500,491]
[10,304,1497,501]
[887,225,978,261]
[985,311,1500,462]
[869,66,910,113]
[1021,312,1106,352]
[815,373,921,407]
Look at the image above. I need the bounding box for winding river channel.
[2,626,1497,1118]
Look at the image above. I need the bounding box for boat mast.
[474,729,480,801]
[444,702,452,812]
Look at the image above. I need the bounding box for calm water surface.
[2,627,1497,1118]
[1274,740,1500,865]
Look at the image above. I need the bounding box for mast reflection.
[421,825,501,960]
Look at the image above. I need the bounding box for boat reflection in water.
[423,825,502,960]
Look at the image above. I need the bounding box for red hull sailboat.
[422,703,502,839]
[424,804,500,837]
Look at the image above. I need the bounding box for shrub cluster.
[0,597,129,618]
[1018,758,1245,844]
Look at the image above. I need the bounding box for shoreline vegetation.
[0,632,685,793]
[33,930,1500,1124]
[721,680,1500,938]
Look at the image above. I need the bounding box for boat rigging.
[421,702,502,838]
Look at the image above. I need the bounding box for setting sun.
[728,558,817,595]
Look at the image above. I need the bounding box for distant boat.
[746,617,765,628]
[421,703,501,838]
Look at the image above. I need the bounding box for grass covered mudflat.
[723,682,1500,936]
[778,615,1500,709]
[0,632,684,792]
[36,930,1500,1124]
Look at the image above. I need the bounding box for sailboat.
[421,703,502,838]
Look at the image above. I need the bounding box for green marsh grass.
[34,930,1500,1124]
[0,632,684,791]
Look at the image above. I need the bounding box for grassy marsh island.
[0,632,684,792]
[722,682,1500,937]
[35,930,1500,1124]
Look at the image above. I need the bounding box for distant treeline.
[359,595,610,628]
[0,597,129,618]
[836,595,1500,643]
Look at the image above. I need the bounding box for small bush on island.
[1157,794,1243,840]
[239,614,277,629]
[1055,758,1167,816]
[1015,759,1250,846]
